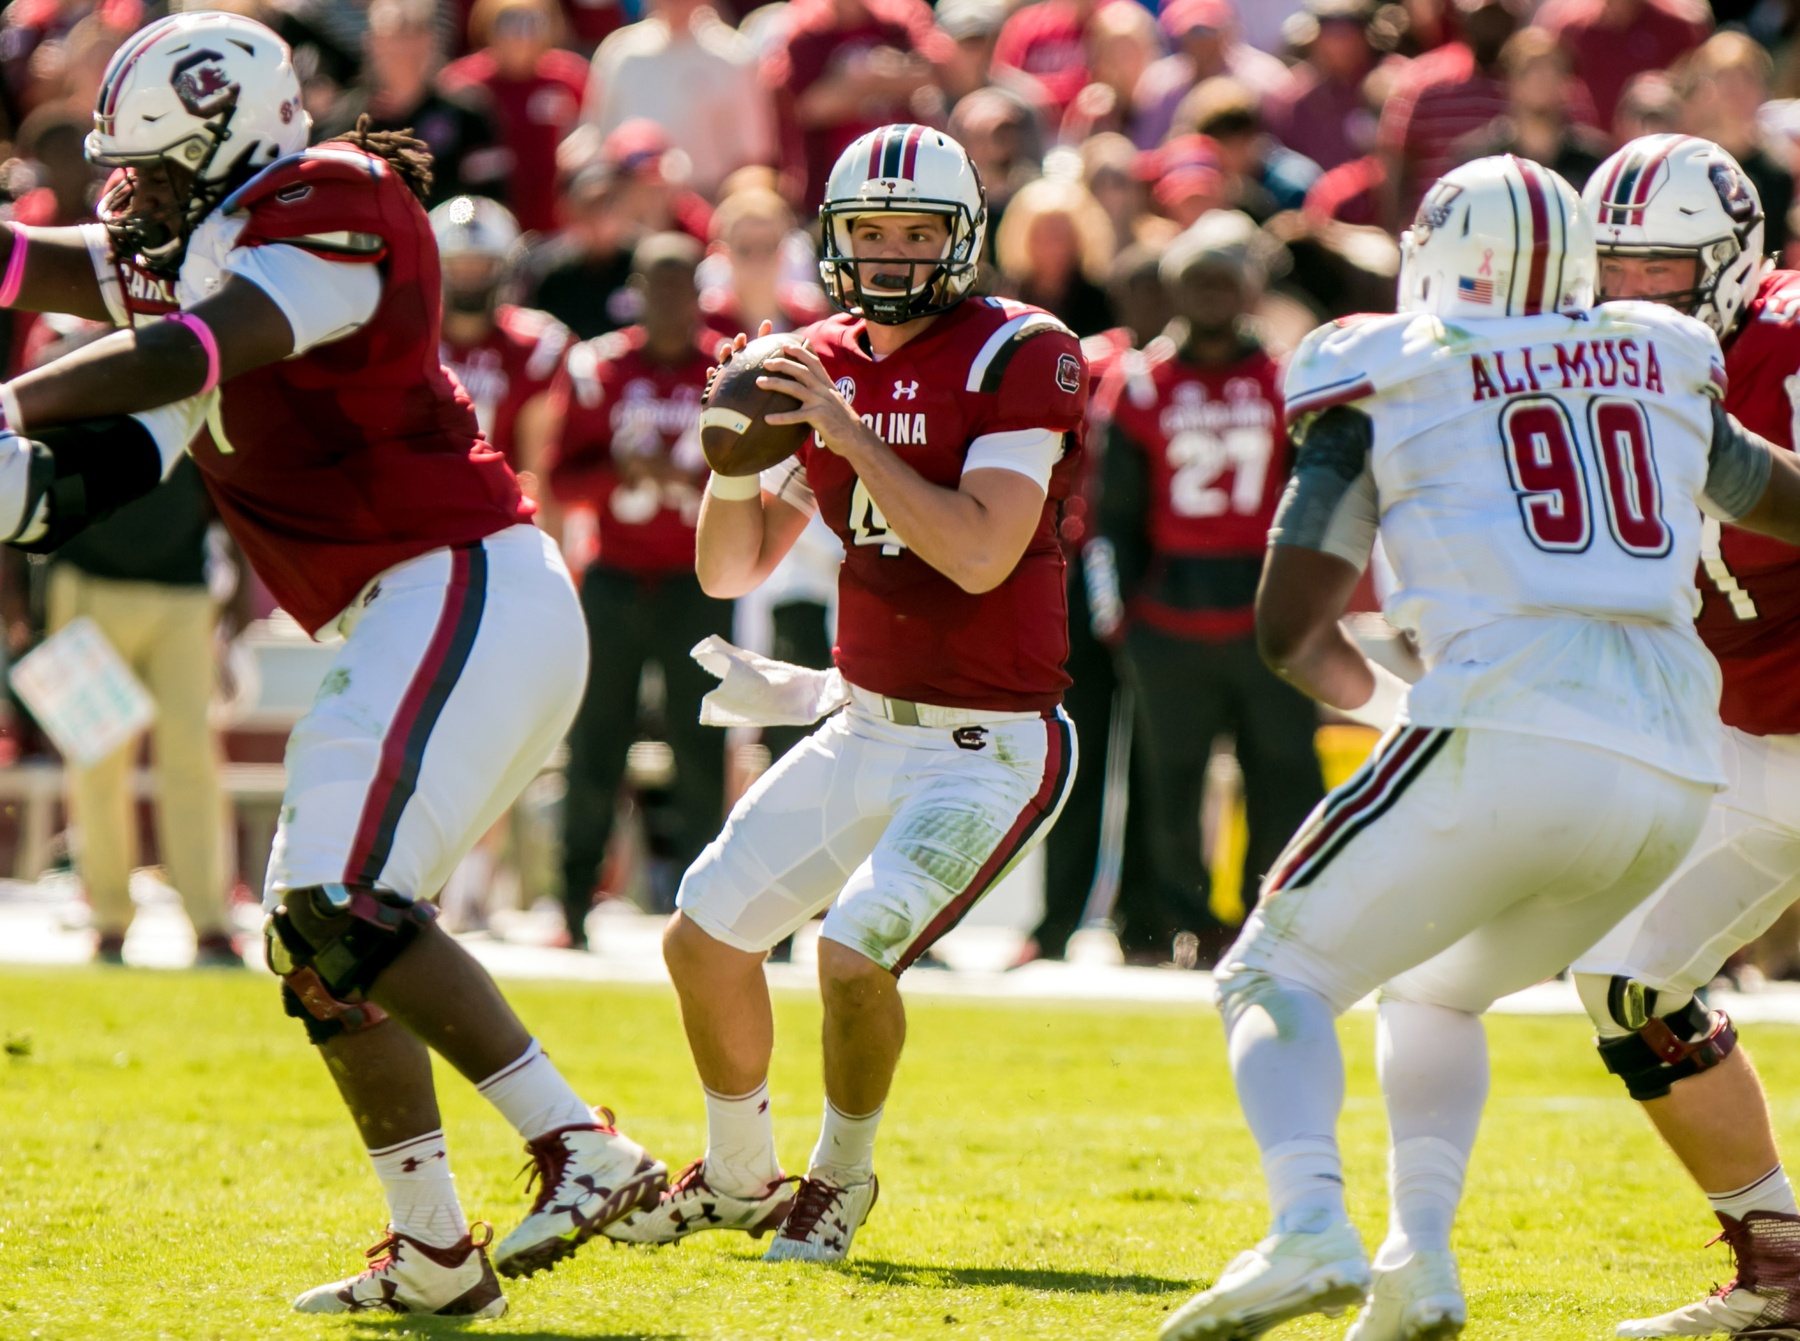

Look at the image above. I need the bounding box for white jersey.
[1284,301,1729,785]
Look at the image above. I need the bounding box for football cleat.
[762,1174,879,1262]
[1617,1211,1800,1338]
[1345,1250,1466,1341]
[292,1223,505,1316]
[492,1109,668,1278]
[1161,1222,1372,1341]
[604,1158,796,1245]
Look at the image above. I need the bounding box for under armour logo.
[894,380,919,399]
[400,1150,447,1173]
[952,726,988,751]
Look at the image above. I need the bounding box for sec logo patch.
[1056,353,1082,394]
[835,376,857,404]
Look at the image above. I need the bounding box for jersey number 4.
[849,479,906,556]
[1500,396,1670,558]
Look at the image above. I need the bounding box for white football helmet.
[87,12,309,274]
[1398,155,1595,321]
[430,196,523,315]
[819,124,986,324]
[1583,134,1767,337]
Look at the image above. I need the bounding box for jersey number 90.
[1500,396,1671,559]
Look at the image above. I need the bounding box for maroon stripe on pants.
[343,549,476,883]
[1264,727,1432,893]
[891,711,1073,975]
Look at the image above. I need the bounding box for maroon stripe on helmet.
[101,19,176,119]
[900,124,925,180]
[1518,158,1551,315]
[866,128,888,181]
[1628,135,1689,224]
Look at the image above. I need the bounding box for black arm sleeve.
[9,415,166,554]
[1096,420,1153,598]
[1704,401,1776,522]
[1268,405,1379,567]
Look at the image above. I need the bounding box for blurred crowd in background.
[5,0,1799,979]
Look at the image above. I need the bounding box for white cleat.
[492,1109,668,1278]
[1617,1211,1800,1338]
[1345,1251,1467,1341]
[762,1174,879,1262]
[1162,1222,1372,1341]
[604,1159,796,1245]
[293,1223,506,1317]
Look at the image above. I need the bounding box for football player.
[1162,155,1800,1341]
[432,195,570,488]
[0,13,666,1315]
[1568,135,1800,1340]
[604,125,1086,1260]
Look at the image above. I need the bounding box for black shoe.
[94,932,126,965]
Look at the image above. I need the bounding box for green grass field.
[0,967,1782,1340]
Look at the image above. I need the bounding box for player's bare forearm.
[695,490,811,599]
[0,225,112,323]
[7,276,294,428]
[1256,543,1374,710]
[1737,446,1800,546]
[839,432,1041,592]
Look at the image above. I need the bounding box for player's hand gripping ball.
[700,333,813,477]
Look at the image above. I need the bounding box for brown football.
[700,334,813,477]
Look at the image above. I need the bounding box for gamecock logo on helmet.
[1412,181,1464,244]
[1709,161,1758,224]
[170,50,238,118]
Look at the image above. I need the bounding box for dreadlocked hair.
[330,115,435,202]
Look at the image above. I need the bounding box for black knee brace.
[265,884,437,1046]
[1596,978,1737,1102]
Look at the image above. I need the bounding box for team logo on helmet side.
[1710,160,1758,224]
[170,50,238,119]
[1413,181,1463,243]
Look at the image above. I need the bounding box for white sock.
[809,1099,883,1186]
[1221,974,1348,1234]
[1375,1000,1489,1267]
[1263,1137,1348,1234]
[1710,1166,1800,1221]
[368,1131,468,1250]
[702,1081,783,1197]
[476,1039,593,1140]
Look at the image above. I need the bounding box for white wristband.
[0,382,23,434]
[1343,659,1409,731]
[707,472,763,501]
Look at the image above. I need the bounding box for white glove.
[690,635,850,727]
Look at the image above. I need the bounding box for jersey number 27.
[1500,396,1670,558]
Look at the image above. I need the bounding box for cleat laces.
[781,1177,848,1241]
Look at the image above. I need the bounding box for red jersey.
[544,325,722,575]
[1095,338,1288,639]
[441,304,572,468]
[793,297,1088,711]
[1698,269,1800,735]
[187,147,530,634]
[440,50,587,234]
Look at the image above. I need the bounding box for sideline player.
[0,13,664,1314]
[604,125,1086,1260]
[1160,154,1800,1341]
[1569,135,1800,1339]
[432,195,570,485]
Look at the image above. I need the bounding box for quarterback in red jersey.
[1570,135,1800,1338]
[431,195,571,481]
[0,13,665,1316]
[606,125,1085,1260]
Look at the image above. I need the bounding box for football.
[700,334,813,477]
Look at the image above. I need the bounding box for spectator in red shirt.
[1377,0,1521,226]
[765,0,946,210]
[443,0,590,233]
[936,0,1052,118]
[545,233,731,943]
[1059,0,1163,146]
[1265,0,1381,172]
[1535,0,1709,137]
[992,0,1104,115]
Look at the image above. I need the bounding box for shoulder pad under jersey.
[1591,299,1729,400]
[1283,312,1428,418]
[963,297,1078,396]
[222,146,399,260]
